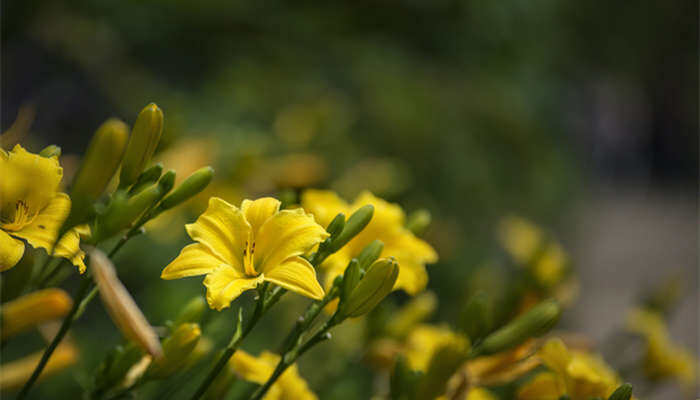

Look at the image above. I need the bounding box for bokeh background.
[2,1,697,399]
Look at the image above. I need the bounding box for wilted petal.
[162,243,228,279]
[241,197,281,235]
[185,197,249,269]
[0,229,24,271]
[255,208,328,273]
[264,256,324,300]
[203,266,263,310]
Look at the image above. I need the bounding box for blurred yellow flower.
[162,197,328,310]
[0,342,77,392]
[231,350,317,400]
[1,288,73,339]
[404,324,469,372]
[0,144,85,271]
[518,338,621,400]
[302,190,438,294]
[627,308,697,388]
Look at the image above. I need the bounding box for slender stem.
[16,276,93,400]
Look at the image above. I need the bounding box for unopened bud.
[119,103,164,189]
[474,300,560,356]
[94,343,144,391]
[341,259,360,301]
[608,383,633,400]
[174,296,206,325]
[459,291,493,343]
[406,209,431,236]
[147,323,201,379]
[157,166,214,211]
[67,119,129,227]
[1,289,73,339]
[157,169,176,195]
[128,163,163,195]
[94,185,163,241]
[357,240,384,271]
[39,145,61,158]
[341,257,398,318]
[91,249,162,358]
[417,336,470,399]
[329,205,374,253]
[325,213,345,238]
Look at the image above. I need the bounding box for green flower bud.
[390,356,421,400]
[147,323,201,379]
[39,145,61,158]
[157,169,176,195]
[474,300,561,356]
[607,383,633,400]
[128,163,163,195]
[356,240,384,271]
[174,296,206,325]
[94,343,144,392]
[341,259,360,301]
[340,257,398,318]
[459,291,493,343]
[417,336,470,399]
[94,185,163,241]
[329,205,374,253]
[157,166,214,211]
[67,119,129,228]
[325,213,345,238]
[119,103,164,189]
[406,209,431,236]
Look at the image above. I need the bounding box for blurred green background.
[2,1,697,399]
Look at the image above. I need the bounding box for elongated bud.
[386,291,437,338]
[329,205,374,252]
[474,300,560,356]
[147,323,201,379]
[341,259,361,301]
[157,169,176,195]
[459,291,493,343]
[608,383,633,400]
[128,163,163,195]
[119,103,163,189]
[1,289,73,339]
[67,119,129,228]
[157,166,214,211]
[90,249,162,358]
[174,296,206,325]
[93,185,163,241]
[341,257,398,318]
[357,240,384,271]
[39,145,61,158]
[94,343,144,392]
[325,213,345,238]
[417,336,470,399]
[406,209,431,236]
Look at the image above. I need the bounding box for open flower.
[231,350,317,400]
[301,190,438,295]
[161,197,328,310]
[0,144,85,271]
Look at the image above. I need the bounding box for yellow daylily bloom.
[162,197,328,310]
[518,338,621,400]
[1,288,73,339]
[0,144,85,271]
[627,308,697,388]
[404,324,468,372]
[231,350,318,400]
[302,190,438,295]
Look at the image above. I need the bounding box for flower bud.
[39,145,61,158]
[90,249,162,358]
[608,383,633,400]
[119,103,164,189]
[93,343,144,392]
[341,259,360,301]
[340,257,398,318]
[459,291,493,343]
[416,335,470,399]
[325,213,345,238]
[93,185,163,241]
[157,166,214,211]
[386,291,437,338]
[174,296,206,325]
[157,169,176,195]
[67,119,129,227]
[147,323,201,379]
[128,163,163,195]
[1,289,73,339]
[406,209,431,236]
[329,205,374,253]
[474,300,560,356]
[357,240,384,271]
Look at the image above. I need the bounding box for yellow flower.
[1,288,73,339]
[231,350,317,400]
[627,308,697,387]
[301,190,438,295]
[518,338,621,400]
[0,342,77,392]
[404,324,468,372]
[0,144,85,271]
[162,197,328,310]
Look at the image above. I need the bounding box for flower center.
[1,200,36,231]
[242,239,257,276]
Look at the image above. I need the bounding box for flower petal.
[0,229,25,271]
[255,208,328,273]
[203,266,263,310]
[241,198,280,235]
[231,349,276,384]
[264,256,324,300]
[161,243,228,279]
[300,190,349,228]
[185,197,249,269]
[391,258,428,295]
[516,372,563,400]
[0,144,63,222]
[11,193,86,272]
